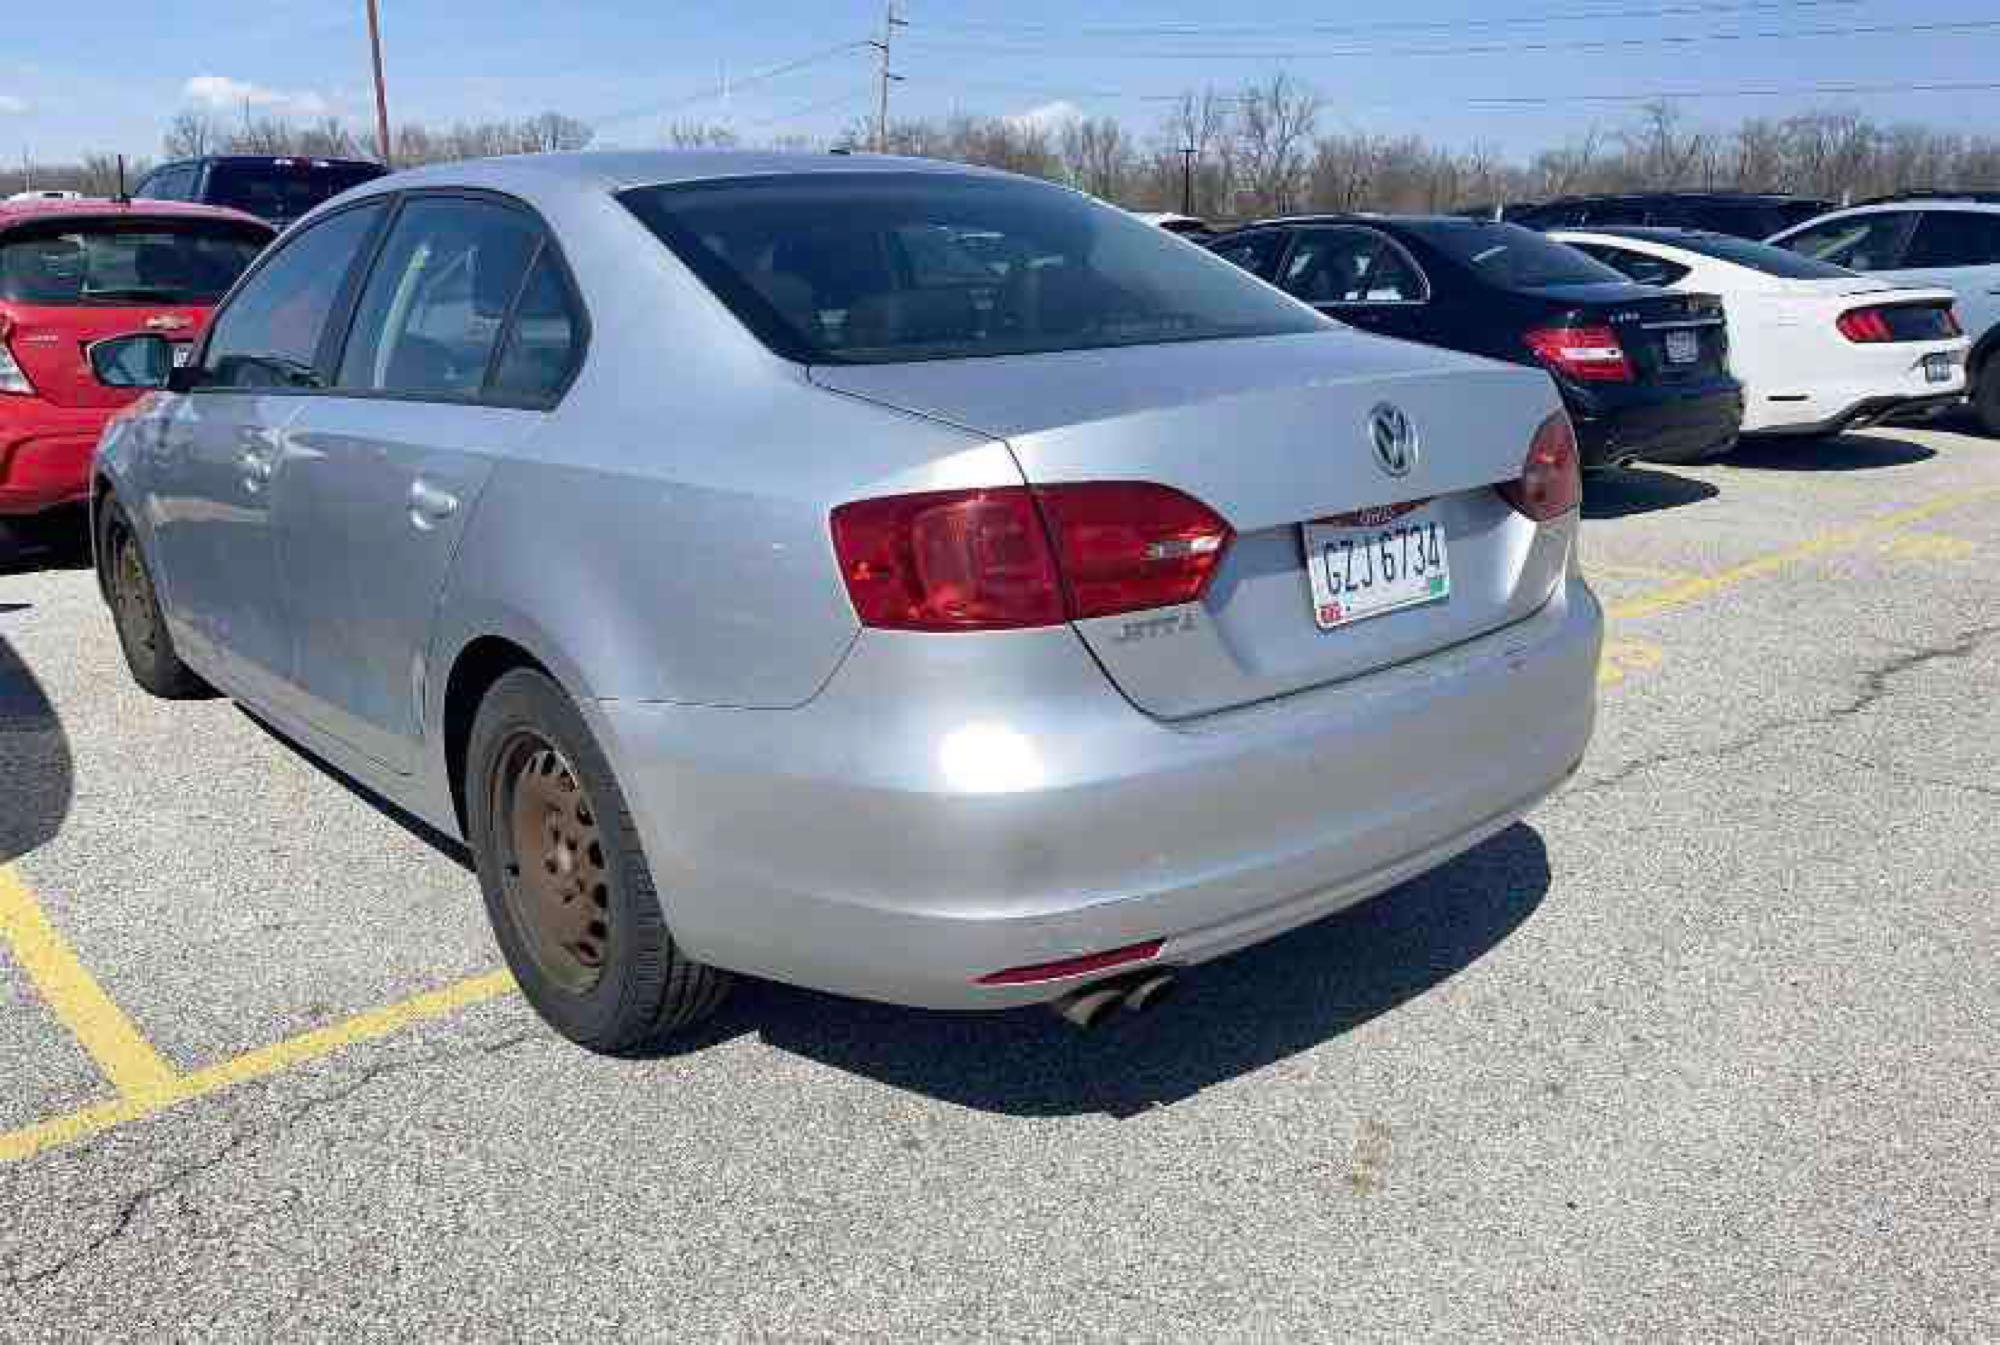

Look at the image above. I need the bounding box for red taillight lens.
[975,938,1165,986]
[1524,324,1633,383]
[830,482,1232,631]
[831,488,1065,631]
[1837,307,1893,343]
[1033,481,1232,620]
[1498,411,1582,522]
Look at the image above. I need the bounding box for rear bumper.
[1569,382,1745,467]
[596,576,1602,1010]
[0,400,112,517]
[1746,389,1966,437]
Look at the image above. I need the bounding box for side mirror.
[89,332,178,390]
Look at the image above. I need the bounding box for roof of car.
[340,149,1012,201]
[1524,191,1824,206]
[0,196,274,231]
[153,154,386,170]
[1549,226,1728,243]
[1806,197,2000,218]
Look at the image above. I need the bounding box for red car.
[0,197,272,542]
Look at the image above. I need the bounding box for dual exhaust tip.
[1048,969,1178,1030]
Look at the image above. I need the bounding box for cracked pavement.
[1,421,1996,1339]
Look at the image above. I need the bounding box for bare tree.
[1234,73,1319,215]
[163,111,227,160]
[296,117,359,158]
[519,112,594,154]
[1060,116,1135,200]
[664,121,740,149]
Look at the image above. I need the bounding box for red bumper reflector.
[975,938,1166,986]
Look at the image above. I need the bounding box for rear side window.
[0,220,268,306]
[622,173,1325,365]
[1420,222,1626,289]
[200,201,387,389]
[488,250,584,403]
[335,197,540,399]
[1209,230,1287,279]
[1903,211,2000,268]
[1571,244,1690,287]
[1653,232,1851,279]
[1776,212,1915,271]
[1280,228,1427,303]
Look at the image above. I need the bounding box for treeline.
[8,78,2000,216]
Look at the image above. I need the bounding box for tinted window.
[0,220,268,305]
[1209,230,1287,278]
[1570,244,1690,287]
[1776,212,1915,271]
[138,166,193,201]
[203,161,386,222]
[1903,211,2000,268]
[489,250,583,403]
[201,201,386,389]
[336,197,539,398]
[623,174,1324,365]
[1419,222,1626,288]
[1651,232,1852,279]
[1280,227,1427,303]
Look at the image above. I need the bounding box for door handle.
[408,479,460,529]
[239,449,275,490]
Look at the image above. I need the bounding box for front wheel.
[1974,361,2000,437]
[465,668,730,1054]
[99,501,210,699]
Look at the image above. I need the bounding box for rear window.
[1651,232,1854,279]
[203,161,385,221]
[1418,222,1627,289]
[0,220,270,306]
[619,172,1326,365]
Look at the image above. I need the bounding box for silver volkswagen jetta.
[90,152,1601,1051]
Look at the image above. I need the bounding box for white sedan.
[1550,227,1969,435]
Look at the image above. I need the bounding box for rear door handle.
[408,479,460,529]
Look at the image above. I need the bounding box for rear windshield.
[0,220,270,305]
[204,161,385,221]
[1419,221,1627,289]
[619,172,1326,365]
[1647,231,1854,279]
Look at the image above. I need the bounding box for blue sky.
[4,0,1997,165]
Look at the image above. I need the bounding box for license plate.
[171,343,195,367]
[1303,503,1450,630]
[1924,352,1953,384]
[1663,329,1699,365]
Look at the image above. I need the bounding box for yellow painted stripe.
[0,866,178,1100]
[1607,487,2000,623]
[0,969,515,1163]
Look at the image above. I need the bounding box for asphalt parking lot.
[2,421,1996,1338]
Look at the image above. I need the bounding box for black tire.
[98,500,211,699]
[1974,358,2000,437]
[465,667,729,1054]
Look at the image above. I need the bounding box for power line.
[585,39,870,129]
[740,85,876,131]
[901,16,2000,62]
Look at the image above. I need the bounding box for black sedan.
[1208,216,1745,467]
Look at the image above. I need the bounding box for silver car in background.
[91,152,1601,1051]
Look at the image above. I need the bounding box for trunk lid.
[1538,285,1731,385]
[814,330,1572,718]
[0,302,208,409]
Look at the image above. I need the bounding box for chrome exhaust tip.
[1121,970,1177,1015]
[1050,982,1129,1030]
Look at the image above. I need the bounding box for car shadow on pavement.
[1582,466,1720,520]
[722,823,1552,1118]
[0,510,94,577]
[1724,432,1936,472]
[0,633,74,865]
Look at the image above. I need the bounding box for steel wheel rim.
[491,730,611,995]
[113,535,158,659]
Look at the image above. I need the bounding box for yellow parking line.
[1607,487,2000,623]
[0,866,178,1100]
[0,969,515,1163]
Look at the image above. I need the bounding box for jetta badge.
[1367,402,1418,478]
[144,314,192,332]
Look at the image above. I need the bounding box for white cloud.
[1008,100,1083,133]
[0,94,28,115]
[182,74,329,117]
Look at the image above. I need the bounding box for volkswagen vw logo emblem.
[1367,403,1418,477]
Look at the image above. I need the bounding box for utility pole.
[869,2,906,154]
[1179,146,1197,216]
[365,0,393,165]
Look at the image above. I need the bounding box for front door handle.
[408,479,460,530]
[239,449,276,490]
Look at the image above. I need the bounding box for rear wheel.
[465,668,729,1053]
[99,501,210,699]
[1974,358,2000,437]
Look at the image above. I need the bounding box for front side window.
[1776,212,1916,272]
[1280,228,1427,304]
[1902,211,2000,268]
[0,220,269,306]
[1419,222,1626,289]
[336,197,540,399]
[200,200,386,390]
[621,174,1325,365]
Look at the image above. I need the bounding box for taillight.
[1944,305,1964,336]
[1498,411,1582,522]
[1524,324,1632,383]
[830,482,1232,632]
[1836,307,1893,343]
[0,313,33,396]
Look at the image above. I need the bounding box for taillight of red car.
[1498,412,1582,523]
[0,313,35,396]
[830,482,1232,631]
[1524,324,1633,383]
